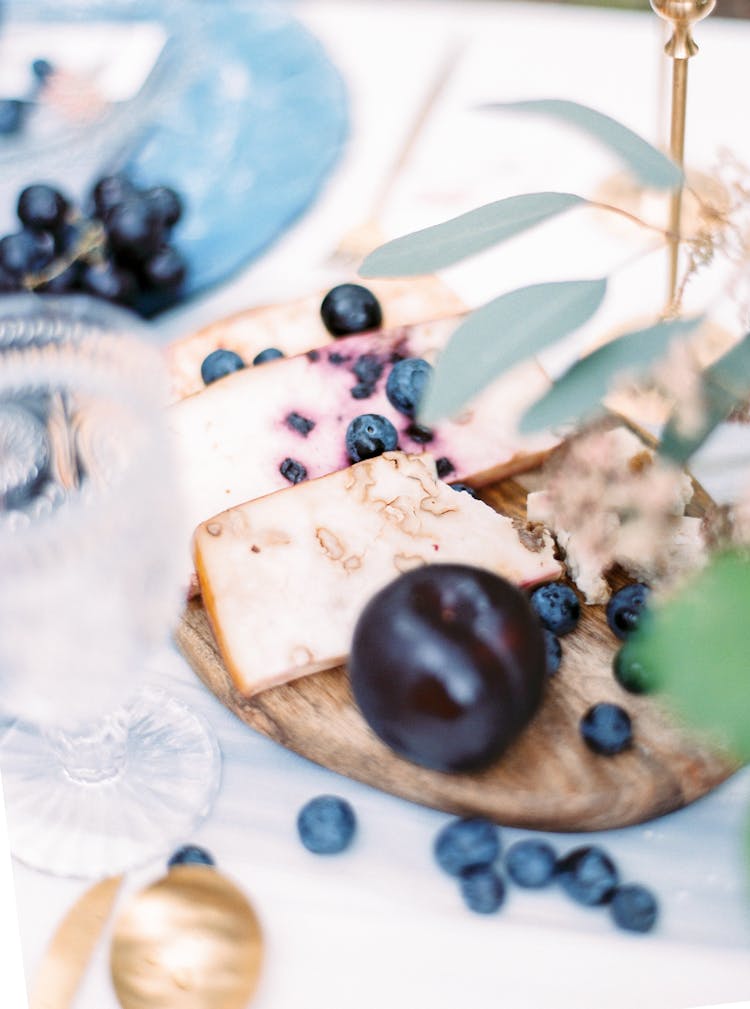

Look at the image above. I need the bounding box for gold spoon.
[110,864,263,1009]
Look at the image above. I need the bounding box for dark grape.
[142,246,187,290]
[80,260,137,305]
[17,184,69,232]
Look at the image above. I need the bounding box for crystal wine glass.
[0,294,220,878]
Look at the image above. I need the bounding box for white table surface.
[7,3,750,1008]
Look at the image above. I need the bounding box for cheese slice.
[170,316,558,586]
[195,452,562,695]
[165,276,465,403]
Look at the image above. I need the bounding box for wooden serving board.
[176,476,737,832]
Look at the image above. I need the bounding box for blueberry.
[530,583,580,636]
[505,839,557,888]
[557,845,619,906]
[143,185,183,228]
[142,245,187,290]
[350,354,383,399]
[606,583,650,640]
[385,358,432,418]
[167,844,215,868]
[435,457,454,479]
[285,412,315,437]
[105,197,162,262]
[353,353,384,386]
[580,702,632,756]
[320,283,382,337]
[613,645,655,695]
[449,482,477,498]
[297,795,356,854]
[253,347,284,365]
[345,413,398,463]
[434,817,500,876]
[90,175,136,219]
[0,229,55,276]
[610,884,659,933]
[543,629,562,676]
[79,260,137,306]
[201,348,245,385]
[406,422,434,444]
[0,99,24,136]
[306,349,321,362]
[17,185,69,232]
[328,351,349,365]
[279,457,307,484]
[32,59,54,84]
[459,865,506,914]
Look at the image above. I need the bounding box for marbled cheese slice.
[170,315,558,584]
[166,277,465,403]
[195,452,562,695]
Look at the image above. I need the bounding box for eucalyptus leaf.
[660,331,750,464]
[484,100,683,191]
[520,316,703,433]
[626,552,750,760]
[359,192,585,277]
[419,278,607,424]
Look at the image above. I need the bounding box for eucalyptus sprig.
[360,99,750,450]
[361,99,750,798]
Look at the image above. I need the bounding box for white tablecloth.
[8,3,750,1008]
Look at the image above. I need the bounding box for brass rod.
[667,57,688,307]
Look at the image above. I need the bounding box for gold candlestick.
[650,0,716,309]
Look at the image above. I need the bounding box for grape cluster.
[0,177,187,317]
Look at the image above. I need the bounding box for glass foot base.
[0,689,221,878]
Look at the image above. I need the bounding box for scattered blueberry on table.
[609,883,659,933]
[320,283,383,336]
[168,844,216,868]
[557,845,619,906]
[606,583,651,640]
[529,582,580,636]
[459,865,506,914]
[434,817,500,877]
[580,702,633,756]
[297,795,357,855]
[505,839,557,888]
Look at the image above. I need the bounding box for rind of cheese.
[195,452,562,696]
[166,276,465,403]
[170,316,557,582]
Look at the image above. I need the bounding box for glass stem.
[45,709,129,784]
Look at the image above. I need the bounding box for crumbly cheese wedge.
[166,276,465,402]
[195,452,562,695]
[527,426,705,603]
[170,316,557,584]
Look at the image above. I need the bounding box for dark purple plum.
[349,564,548,773]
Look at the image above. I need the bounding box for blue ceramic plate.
[124,1,348,300]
